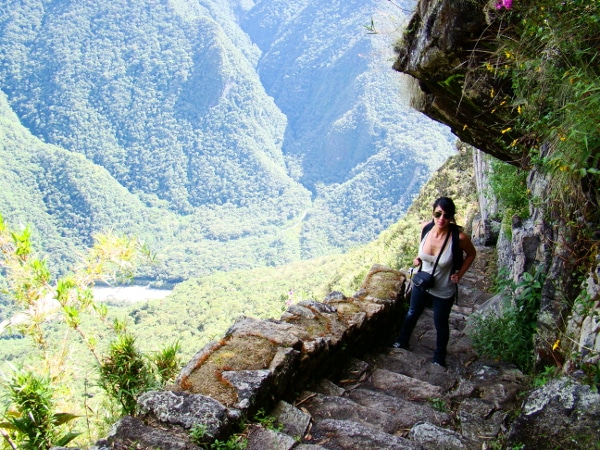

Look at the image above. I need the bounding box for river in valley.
[93,285,172,304]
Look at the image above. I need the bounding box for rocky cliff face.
[393,0,599,371]
[393,0,518,163]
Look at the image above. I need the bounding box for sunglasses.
[433,211,452,219]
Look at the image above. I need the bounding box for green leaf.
[52,412,80,426]
[0,421,19,431]
[56,277,77,304]
[54,431,82,447]
[63,305,81,328]
[4,416,32,434]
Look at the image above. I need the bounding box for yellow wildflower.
[501,127,512,134]
[552,339,560,351]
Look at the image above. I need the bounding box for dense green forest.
[0,0,454,285]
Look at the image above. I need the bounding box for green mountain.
[0,0,455,281]
[0,91,167,268]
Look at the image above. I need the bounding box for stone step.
[346,388,452,429]
[298,392,403,434]
[360,368,445,401]
[306,418,423,450]
[275,357,526,449]
[409,421,480,450]
[369,349,459,390]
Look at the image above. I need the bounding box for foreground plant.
[189,423,248,450]
[491,1,599,217]
[469,269,545,372]
[151,339,182,386]
[97,332,156,416]
[0,213,153,362]
[97,331,181,416]
[0,368,79,450]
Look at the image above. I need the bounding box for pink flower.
[495,0,513,9]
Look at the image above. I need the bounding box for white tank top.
[418,231,455,299]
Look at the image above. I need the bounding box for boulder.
[508,378,600,448]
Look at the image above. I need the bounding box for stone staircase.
[245,248,529,449]
[94,247,552,450]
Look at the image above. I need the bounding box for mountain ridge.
[0,0,455,280]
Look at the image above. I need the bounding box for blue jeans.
[395,285,455,365]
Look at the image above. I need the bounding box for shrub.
[469,269,545,372]
[151,340,182,385]
[97,332,156,416]
[491,1,599,219]
[0,368,80,449]
[488,158,529,221]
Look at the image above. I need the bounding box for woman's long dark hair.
[432,197,456,221]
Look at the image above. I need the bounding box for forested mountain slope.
[0,91,169,266]
[0,0,455,280]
